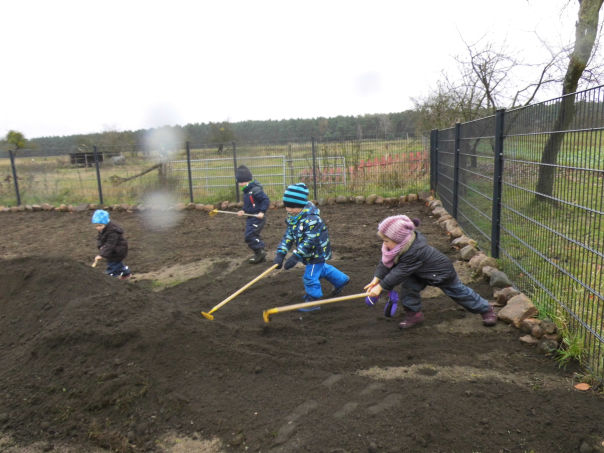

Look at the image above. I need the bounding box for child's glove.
[284,254,300,270]
[384,290,399,318]
[365,294,380,307]
[273,253,286,269]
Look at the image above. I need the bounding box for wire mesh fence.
[432,85,604,380]
[0,136,430,207]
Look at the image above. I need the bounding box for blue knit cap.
[283,183,309,207]
[91,209,110,225]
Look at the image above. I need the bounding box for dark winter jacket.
[276,202,331,264]
[242,180,270,215]
[374,231,456,291]
[97,221,129,262]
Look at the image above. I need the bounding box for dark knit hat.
[235,165,253,183]
[283,183,309,207]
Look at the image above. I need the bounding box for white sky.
[0,0,579,139]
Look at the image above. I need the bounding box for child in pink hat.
[364,214,496,329]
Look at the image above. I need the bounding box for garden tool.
[208,209,260,218]
[262,293,370,323]
[201,263,278,320]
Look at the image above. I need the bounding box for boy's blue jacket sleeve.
[276,224,295,255]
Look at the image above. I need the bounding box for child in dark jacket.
[364,215,496,328]
[235,165,270,264]
[92,209,131,279]
[273,183,349,310]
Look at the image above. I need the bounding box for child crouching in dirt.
[92,209,132,279]
[364,214,496,328]
[235,165,270,264]
[273,183,350,311]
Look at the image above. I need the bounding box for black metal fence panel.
[432,85,604,380]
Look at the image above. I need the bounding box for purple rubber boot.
[384,290,399,318]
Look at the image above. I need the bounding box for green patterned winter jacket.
[276,202,332,264]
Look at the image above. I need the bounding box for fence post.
[185,141,194,203]
[452,123,461,218]
[430,129,438,192]
[8,150,21,206]
[93,145,104,205]
[491,109,505,258]
[232,141,240,203]
[311,137,318,201]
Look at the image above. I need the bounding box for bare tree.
[535,0,604,200]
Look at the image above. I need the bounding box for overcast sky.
[1,0,579,139]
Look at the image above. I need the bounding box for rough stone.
[366,194,378,204]
[432,206,447,217]
[520,318,541,334]
[498,294,539,328]
[460,245,478,261]
[519,335,539,345]
[494,287,521,305]
[489,270,513,288]
[451,235,477,248]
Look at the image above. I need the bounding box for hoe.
[262,293,370,323]
[208,209,260,218]
[201,264,278,320]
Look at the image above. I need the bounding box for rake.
[262,293,370,323]
[208,209,260,218]
[201,264,278,320]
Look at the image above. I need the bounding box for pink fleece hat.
[378,215,419,244]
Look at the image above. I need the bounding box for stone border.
[0,193,421,214]
[425,197,561,355]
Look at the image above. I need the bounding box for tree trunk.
[535,0,603,200]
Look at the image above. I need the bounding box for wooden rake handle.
[262,293,370,323]
[210,209,260,218]
[201,264,278,320]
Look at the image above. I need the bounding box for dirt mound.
[1,204,603,453]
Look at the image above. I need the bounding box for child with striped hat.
[273,183,349,310]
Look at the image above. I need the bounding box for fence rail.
[432,85,604,380]
[0,136,429,207]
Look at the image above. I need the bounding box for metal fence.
[431,85,604,380]
[0,136,429,207]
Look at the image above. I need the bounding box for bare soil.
[1,202,603,453]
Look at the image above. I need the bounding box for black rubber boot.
[248,249,266,264]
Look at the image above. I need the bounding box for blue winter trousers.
[244,216,266,251]
[105,261,130,278]
[303,262,350,300]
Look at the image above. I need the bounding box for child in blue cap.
[91,209,132,279]
[273,183,349,310]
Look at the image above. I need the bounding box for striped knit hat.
[283,183,309,207]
